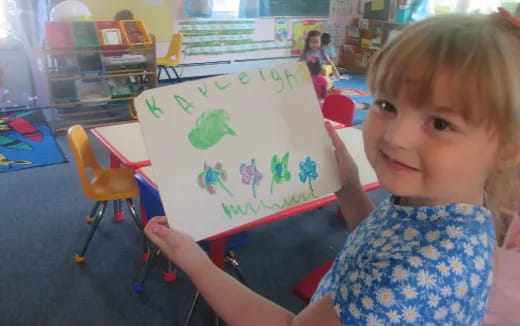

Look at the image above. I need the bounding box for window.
[212,0,240,17]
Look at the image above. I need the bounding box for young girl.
[307,58,328,101]
[301,30,340,79]
[321,32,337,64]
[144,12,520,325]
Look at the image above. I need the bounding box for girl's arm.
[324,54,340,79]
[144,217,342,326]
[325,122,376,230]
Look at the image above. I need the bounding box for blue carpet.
[0,112,67,173]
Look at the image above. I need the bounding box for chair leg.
[184,290,201,326]
[133,246,160,293]
[86,201,101,223]
[74,201,108,263]
[126,198,150,257]
[164,66,173,83]
[171,67,183,83]
[113,200,124,222]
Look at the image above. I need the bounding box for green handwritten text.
[174,95,194,114]
[145,96,163,119]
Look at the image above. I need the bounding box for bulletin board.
[179,20,291,55]
[80,0,173,42]
[135,61,341,240]
[291,20,326,55]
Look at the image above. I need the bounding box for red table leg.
[209,237,226,270]
[109,153,125,221]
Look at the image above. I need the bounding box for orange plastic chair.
[157,32,183,83]
[322,94,355,127]
[68,125,142,263]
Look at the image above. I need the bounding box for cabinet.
[43,20,157,132]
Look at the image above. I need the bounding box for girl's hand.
[144,216,210,277]
[325,122,360,191]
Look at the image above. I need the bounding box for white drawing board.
[135,61,341,240]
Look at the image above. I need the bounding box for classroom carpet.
[0,110,67,173]
[0,130,388,326]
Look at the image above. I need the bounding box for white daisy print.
[339,284,348,300]
[382,229,394,237]
[475,213,486,223]
[463,243,474,256]
[417,212,428,220]
[417,270,436,288]
[333,303,343,316]
[392,265,409,282]
[470,235,479,245]
[402,285,418,299]
[455,281,468,298]
[470,274,480,288]
[427,294,440,307]
[474,256,485,271]
[426,231,440,242]
[363,273,373,287]
[480,233,489,246]
[372,239,385,248]
[382,244,393,252]
[349,303,361,319]
[402,306,419,323]
[372,269,382,282]
[375,260,390,269]
[404,227,419,240]
[446,226,463,238]
[367,313,383,326]
[458,204,472,214]
[437,209,449,219]
[408,256,422,267]
[348,271,359,282]
[362,296,374,310]
[376,288,396,307]
[437,262,450,276]
[441,239,455,250]
[449,256,464,274]
[421,245,440,260]
[352,283,361,296]
[456,311,465,321]
[387,310,400,323]
[451,302,461,313]
[441,285,452,297]
[434,307,448,320]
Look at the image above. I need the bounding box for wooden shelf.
[49,71,155,82]
[53,96,136,108]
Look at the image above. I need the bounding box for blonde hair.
[367,14,520,237]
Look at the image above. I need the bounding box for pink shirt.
[311,75,328,100]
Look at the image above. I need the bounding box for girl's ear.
[497,143,520,172]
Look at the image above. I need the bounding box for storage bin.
[120,20,152,48]
[71,21,100,48]
[76,79,111,104]
[95,21,129,56]
[44,22,73,49]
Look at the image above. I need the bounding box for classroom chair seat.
[68,125,144,263]
[292,259,334,303]
[157,32,183,83]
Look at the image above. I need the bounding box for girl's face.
[363,74,500,206]
[309,36,321,50]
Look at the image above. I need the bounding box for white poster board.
[135,62,341,241]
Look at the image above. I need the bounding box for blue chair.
[133,173,249,292]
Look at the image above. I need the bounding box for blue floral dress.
[311,197,495,326]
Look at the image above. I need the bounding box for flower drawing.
[270,152,291,194]
[240,158,263,198]
[299,156,318,192]
[198,162,233,197]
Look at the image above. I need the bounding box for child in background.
[321,32,337,64]
[144,11,520,325]
[114,9,134,20]
[300,30,340,79]
[307,58,328,101]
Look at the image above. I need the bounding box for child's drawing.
[298,156,318,193]
[270,152,291,194]
[240,158,263,198]
[189,109,237,150]
[198,162,233,196]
